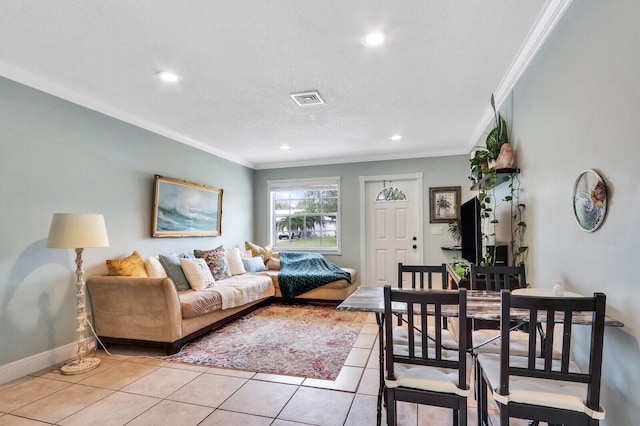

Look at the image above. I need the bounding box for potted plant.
[469,148,491,182]
[485,94,509,163]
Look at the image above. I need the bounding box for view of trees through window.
[270,178,339,251]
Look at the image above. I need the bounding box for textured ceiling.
[0,1,570,169]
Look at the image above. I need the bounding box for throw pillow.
[106,251,148,277]
[194,247,232,280]
[266,257,280,270]
[144,256,168,278]
[239,249,253,258]
[179,258,215,291]
[159,253,191,291]
[226,247,247,275]
[242,255,268,272]
[244,241,273,264]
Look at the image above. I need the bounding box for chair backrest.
[384,285,468,389]
[498,290,606,413]
[470,264,526,291]
[397,263,449,326]
[398,263,448,290]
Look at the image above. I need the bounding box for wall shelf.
[470,168,520,190]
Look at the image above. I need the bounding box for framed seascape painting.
[152,175,223,237]
[429,186,461,223]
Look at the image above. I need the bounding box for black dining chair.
[396,263,448,325]
[469,264,529,352]
[398,263,448,290]
[384,285,470,426]
[476,290,606,426]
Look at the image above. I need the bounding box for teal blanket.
[278,252,351,300]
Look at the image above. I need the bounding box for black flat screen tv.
[460,196,482,265]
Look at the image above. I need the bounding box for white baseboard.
[0,342,78,385]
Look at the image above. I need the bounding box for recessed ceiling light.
[279,145,291,150]
[156,71,180,82]
[362,32,385,47]
[391,134,402,141]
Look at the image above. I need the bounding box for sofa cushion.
[179,258,215,291]
[159,253,191,291]
[226,247,247,275]
[194,247,231,280]
[266,257,281,270]
[144,256,168,278]
[242,256,268,272]
[179,288,223,319]
[245,241,273,263]
[106,251,148,277]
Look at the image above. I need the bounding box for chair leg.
[452,409,458,426]
[478,369,487,426]
[385,388,396,426]
[498,402,509,426]
[459,397,467,426]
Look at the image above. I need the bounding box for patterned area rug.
[168,303,367,380]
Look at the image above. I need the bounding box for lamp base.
[60,357,101,375]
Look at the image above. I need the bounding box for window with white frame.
[268,177,341,253]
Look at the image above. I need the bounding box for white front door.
[359,173,424,287]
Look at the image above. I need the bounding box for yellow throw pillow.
[244,241,273,264]
[106,251,148,277]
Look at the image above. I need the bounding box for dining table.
[337,286,624,426]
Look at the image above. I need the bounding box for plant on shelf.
[449,257,470,278]
[473,95,528,267]
[448,217,461,243]
[469,94,511,182]
[485,94,509,163]
[469,149,490,182]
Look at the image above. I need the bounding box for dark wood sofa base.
[98,299,272,355]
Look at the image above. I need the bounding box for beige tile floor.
[0,313,519,426]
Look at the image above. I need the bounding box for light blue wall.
[505,1,640,423]
[0,77,254,367]
[253,157,472,270]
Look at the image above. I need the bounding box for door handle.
[412,245,417,249]
[412,237,417,241]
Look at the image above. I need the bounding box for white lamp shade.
[46,213,110,248]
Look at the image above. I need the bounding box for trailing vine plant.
[477,167,528,267]
[506,171,528,266]
[478,167,500,266]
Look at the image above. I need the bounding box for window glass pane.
[376,186,407,201]
[269,177,340,252]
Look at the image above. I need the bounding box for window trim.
[268,176,341,254]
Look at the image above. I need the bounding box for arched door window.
[376,186,407,202]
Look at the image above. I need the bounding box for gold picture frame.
[152,175,223,237]
[429,186,461,223]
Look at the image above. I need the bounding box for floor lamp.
[47,213,109,375]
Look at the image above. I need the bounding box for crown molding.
[467,0,574,151]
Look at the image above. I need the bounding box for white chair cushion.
[386,348,472,397]
[472,329,562,358]
[477,353,605,420]
[392,324,459,350]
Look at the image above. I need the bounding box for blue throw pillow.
[242,255,268,272]
[159,253,191,291]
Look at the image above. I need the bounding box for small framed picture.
[429,186,461,223]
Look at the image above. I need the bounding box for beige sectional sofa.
[86,267,358,355]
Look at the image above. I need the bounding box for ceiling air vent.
[290,90,325,106]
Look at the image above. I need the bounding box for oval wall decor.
[573,169,607,232]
